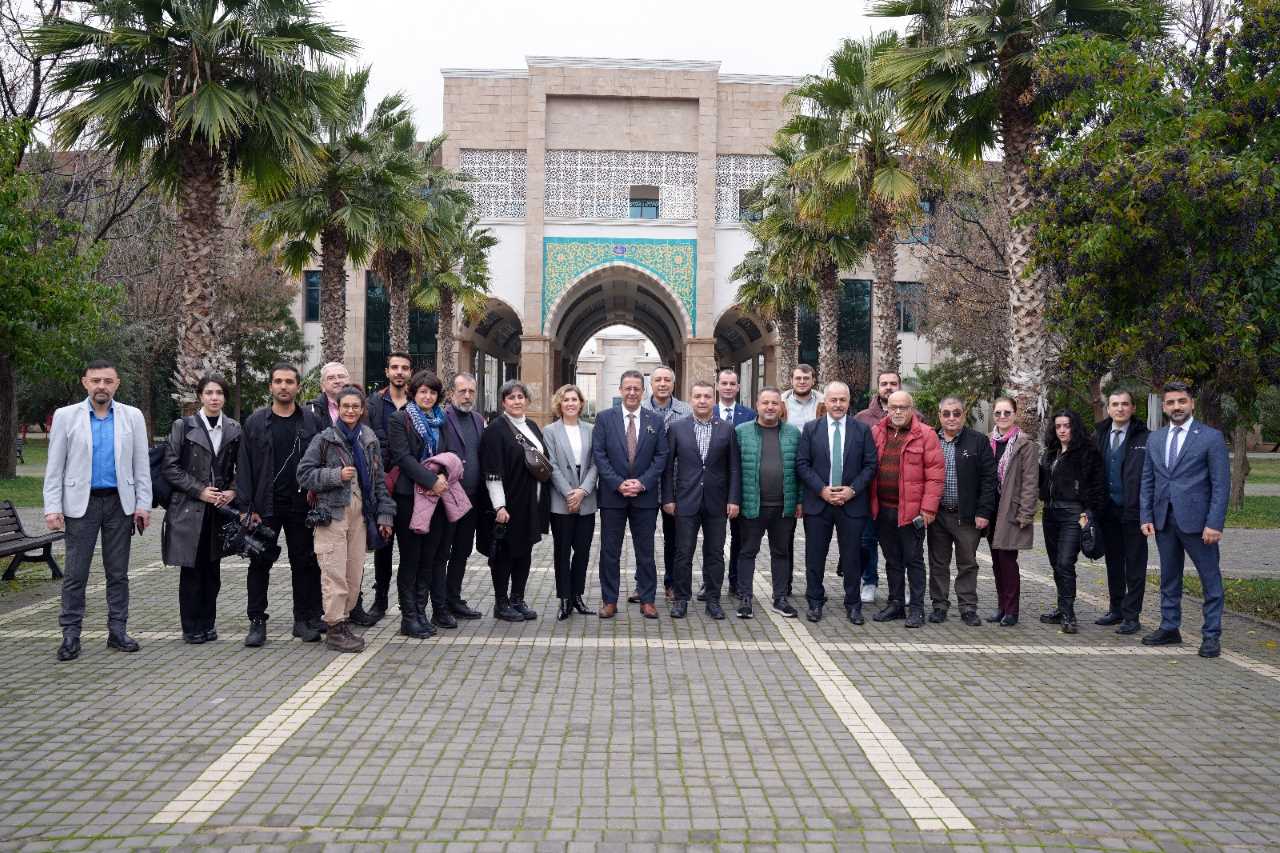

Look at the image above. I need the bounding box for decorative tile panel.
[542,237,697,334]
[715,155,782,222]
[459,149,527,219]
[544,150,697,220]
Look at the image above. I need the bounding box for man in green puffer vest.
[734,387,803,618]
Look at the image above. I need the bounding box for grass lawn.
[16,436,48,468]
[1245,458,1280,484]
[1148,574,1280,623]
[0,477,44,508]
[1226,495,1280,528]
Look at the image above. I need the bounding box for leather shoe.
[1116,620,1141,635]
[293,619,320,642]
[244,618,267,647]
[873,603,905,622]
[847,605,865,626]
[183,632,206,644]
[494,602,524,622]
[999,614,1018,627]
[1198,637,1221,658]
[671,599,688,619]
[432,609,459,629]
[904,607,924,629]
[572,595,596,615]
[558,599,572,621]
[107,631,140,653]
[1039,608,1064,624]
[985,611,1005,623]
[1060,617,1079,635]
[365,603,388,624]
[348,603,374,626]
[705,600,725,620]
[57,636,80,661]
[960,611,982,627]
[450,601,482,619]
[627,594,642,604]
[400,616,432,639]
[806,604,823,622]
[510,599,538,620]
[927,607,947,624]
[599,602,618,619]
[202,628,218,642]
[641,602,659,619]
[1094,610,1123,626]
[1141,628,1183,646]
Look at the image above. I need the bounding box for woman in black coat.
[477,380,551,622]
[388,370,451,638]
[162,375,240,644]
[1038,409,1106,634]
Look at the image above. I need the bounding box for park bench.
[0,500,63,581]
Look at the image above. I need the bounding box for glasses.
[940,409,964,418]
[994,411,1014,418]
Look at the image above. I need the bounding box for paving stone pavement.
[1,522,1279,852]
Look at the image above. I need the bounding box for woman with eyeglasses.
[985,397,1040,626]
[1038,409,1106,634]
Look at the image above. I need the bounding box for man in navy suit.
[796,381,878,624]
[1139,381,1230,658]
[711,368,755,599]
[593,370,670,619]
[662,381,742,619]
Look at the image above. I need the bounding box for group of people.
[41,357,1231,662]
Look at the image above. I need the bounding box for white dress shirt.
[488,414,545,510]
[200,410,223,455]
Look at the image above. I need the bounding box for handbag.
[1079,510,1105,559]
[509,420,552,482]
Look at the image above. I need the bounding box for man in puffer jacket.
[871,390,945,628]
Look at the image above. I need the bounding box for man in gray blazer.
[43,360,152,661]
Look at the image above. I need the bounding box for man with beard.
[438,372,487,620]
[852,370,902,605]
[640,364,690,601]
[351,351,413,625]
[782,364,820,428]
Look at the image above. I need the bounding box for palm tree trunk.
[387,250,411,353]
[320,218,349,365]
[437,286,456,380]
[999,63,1048,435]
[818,261,840,384]
[870,210,901,378]
[777,302,798,387]
[174,144,223,398]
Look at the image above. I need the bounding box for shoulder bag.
[509,420,552,483]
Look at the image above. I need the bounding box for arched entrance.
[456,297,523,418]
[713,306,780,408]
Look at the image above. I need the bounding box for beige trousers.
[315,491,365,625]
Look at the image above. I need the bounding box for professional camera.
[214,507,281,563]
[304,506,333,529]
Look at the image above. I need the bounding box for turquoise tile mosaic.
[542,236,697,333]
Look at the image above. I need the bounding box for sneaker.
[736,599,753,619]
[771,597,798,618]
[860,583,876,604]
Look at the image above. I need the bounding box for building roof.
[441,56,802,86]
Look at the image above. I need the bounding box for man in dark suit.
[1094,389,1151,635]
[593,370,670,619]
[662,380,742,619]
[796,381,878,624]
[438,372,486,621]
[711,368,755,600]
[1140,381,1231,658]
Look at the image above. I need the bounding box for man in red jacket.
[870,391,945,628]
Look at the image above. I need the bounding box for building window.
[903,199,935,244]
[629,185,660,219]
[304,271,321,322]
[896,282,925,333]
[738,188,763,222]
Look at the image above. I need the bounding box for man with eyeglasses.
[925,397,996,626]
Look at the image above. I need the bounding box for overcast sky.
[318,0,885,136]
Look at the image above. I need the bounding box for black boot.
[244,618,267,647]
[572,595,596,615]
[1060,604,1079,634]
[349,593,373,626]
[367,593,388,624]
[494,598,523,622]
[558,599,573,621]
[399,597,431,638]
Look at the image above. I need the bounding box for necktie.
[723,406,731,422]
[1111,429,1122,451]
[830,420,843,486]
[1167,425,1183,468]
[626,413,638,467]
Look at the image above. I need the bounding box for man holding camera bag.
[236,363,325,647]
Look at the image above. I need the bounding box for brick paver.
[0,523,1278,851]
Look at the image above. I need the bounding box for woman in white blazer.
[543,384,599,620]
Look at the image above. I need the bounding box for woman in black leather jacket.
[1038,409,1106,634]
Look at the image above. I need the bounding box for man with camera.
[236,363,325,646]
[870,391,945,629]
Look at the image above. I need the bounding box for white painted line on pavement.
[0,559,170,626]
[753,575,974,832]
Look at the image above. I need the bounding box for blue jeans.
[860,520,879,587]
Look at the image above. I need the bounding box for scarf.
[336,420,377,528]
[990,425,1021,486]
[405,401,444,459]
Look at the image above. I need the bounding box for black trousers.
[673,510,728,602]
[490,541,533,603]
[1102,506,1148,621]
[394,494,449,615]
[1043,502,1084,612]
[443,505,479,607]
[803,507,865,608]
[660,511,677,591]
[551,513,594,598]
[179,511,221,634]
[371,528,395,606]
[877,507,926,609]
[246,504,321,623]
[726,517,743,591]
[736,507,796,600]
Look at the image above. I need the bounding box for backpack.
[150,444,173,509]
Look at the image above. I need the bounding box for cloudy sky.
[319,0,885,135]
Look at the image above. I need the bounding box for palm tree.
[784,34,921,379]
[758,140,871,383]
[33,0,355,390]
[731,218,815,386]
[256,67,424,364]
[413,197,497,381]
[871,0,1131,426]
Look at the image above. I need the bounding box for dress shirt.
[1110,420,1129,451]
[938,430,959,508]
[720,402,736,423]
[89,405,117,489]
[692,416,714,461]
[565,421,583,464]
[327,396,339,426]
[200,410,224,455]
[1167,417,1194,467]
